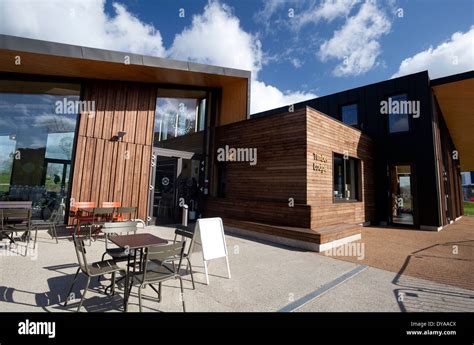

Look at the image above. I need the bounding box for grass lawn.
[464,202,474,216]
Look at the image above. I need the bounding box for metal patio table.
[109,233,168,311]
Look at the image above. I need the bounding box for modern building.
[0,34,250,224]
[239,70,474,233]
[0,35,472,251]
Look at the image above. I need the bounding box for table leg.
[124,249,137,312]
[123,252,131,312]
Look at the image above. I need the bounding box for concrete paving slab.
[1,225,472,313]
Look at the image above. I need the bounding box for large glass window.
[151,88,208,225]
[333,153,360,201]
[341,103,358,127]
[388,94,409,133]
[0,80,80,219]
[154,89,207,153]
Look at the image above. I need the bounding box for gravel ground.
[320,216,474,290]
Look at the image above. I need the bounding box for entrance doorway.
[389,164,414,226]
[149,148,203,226]
[41,159,70,219]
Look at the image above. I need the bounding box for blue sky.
[1,0,473,113]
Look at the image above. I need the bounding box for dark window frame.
[385,92,411,134]
[332,152,362,203]
[216,162,227,198]
[340,102,359,128]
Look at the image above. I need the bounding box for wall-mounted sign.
[312,153,328,173]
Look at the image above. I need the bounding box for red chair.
[102,202,121,221]
[70,202,96,237]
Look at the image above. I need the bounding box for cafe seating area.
[0,200,209,313]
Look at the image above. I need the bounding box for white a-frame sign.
[194,217,231,285]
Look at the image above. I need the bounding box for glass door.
[389,164,414,225]
[41,159,70,220]
[149,148,204,226]
[152,158,178,225]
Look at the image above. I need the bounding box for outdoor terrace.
[1,219,473,313]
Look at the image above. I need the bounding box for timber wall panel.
[214,109,307,203]
[208,109,309,227]
[306,108,374,228]
[206,107,375,230]
[219,79,248,125]
[71,80,156,222]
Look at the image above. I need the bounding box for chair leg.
[187,257,195,290]
[25,231,29,257]
[77,276,91,312]
[53,224,59,244]
[33,228,38,250]
[64,267,81,306]
[138,286,142,312]
[111,272,116,295]
[178,276,185,312]
[158,282,162,302]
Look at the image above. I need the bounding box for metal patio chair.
[64,234,121,312]
[128,241,187,312]
[101,221,138,262]
[115,206,137,221]
[1,208,36,256]
[31,206,63,244]
[69,201,96,238]
[151,224,196,290]
[88,207,115,244]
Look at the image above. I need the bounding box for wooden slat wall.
[70,80,156,222]
[206,107,375,230]
[306,108,374,228]
[206,109,311,227]
[215,109,307,203]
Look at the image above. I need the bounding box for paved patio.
[322,216,474,290]
[0,223,473,312]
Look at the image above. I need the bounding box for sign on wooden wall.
[313,153,328,173]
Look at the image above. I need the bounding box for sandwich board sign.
[194,217,231,285]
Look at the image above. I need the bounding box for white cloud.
[318,1,391,76]
[0,0,166,56]
[167,1,315,113]
[0,0,315,114]
[392,26,474,79]
[168,1,262,76]
[251,80,316,114]
[315,0,360,21]
[295,0,360,29]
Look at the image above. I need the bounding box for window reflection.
[333,153,360,201]
[0,80,80,220]
[388,94,409,133]
[341,103,358,127]
[154,89,207,153]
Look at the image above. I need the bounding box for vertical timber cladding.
[306,108,375,228]
[70,80,156,221]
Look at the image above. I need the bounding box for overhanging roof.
[431,71,474,171]
[0,34,250,87]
